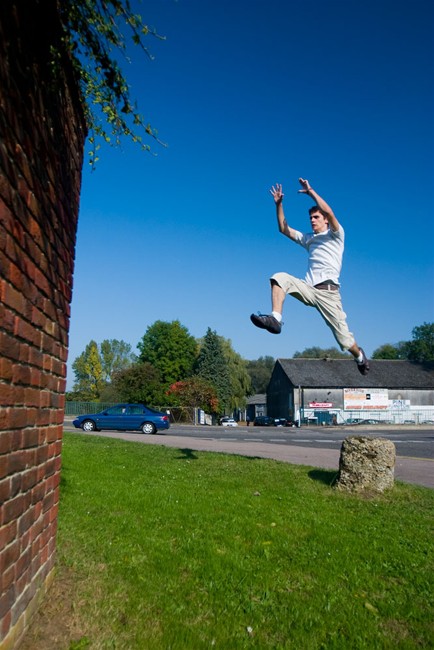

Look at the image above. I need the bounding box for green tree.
[167,377,219,413]
[219,337,251,411]
[372,343,405,360]
[137,320,198,388]
[372,323,434,363]
[100,338,136,381]
[246,356,275,394]
[195,328,231,413]
[406,322,434,363]
[72,340,105,400]
[59,0,166,165]
[111,362,163,405]
[293,346,350,359]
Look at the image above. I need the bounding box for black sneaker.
[356,348,370,375]
[250,313,281,334]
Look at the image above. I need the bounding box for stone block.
[336,435,396,493]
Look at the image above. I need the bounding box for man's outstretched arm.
[298,178,341,232]
[270,183,299,240]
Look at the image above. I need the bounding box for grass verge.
[24,433,434,649]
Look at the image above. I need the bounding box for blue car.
[72,403,170,435]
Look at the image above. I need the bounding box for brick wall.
[0,1,86,647]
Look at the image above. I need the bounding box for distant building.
[267,359,434,425]
[246,393,267,422]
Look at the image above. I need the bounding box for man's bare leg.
[348,342,370,375]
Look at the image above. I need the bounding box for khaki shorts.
[271,272,355,351]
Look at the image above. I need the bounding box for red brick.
[0,305,15,335]
[0,455,8,480]
[1,283,27,317]
[0,539,20,573]
[12,363,31,386]
[0,477,11,504]
[0,430,14,454]
[22,428,39,448]
[21,467,38,491]
[0,356,13,380]
[0,586,15,619]
[0,565,15,592]
[0,521,17,553]
[18,508,35,536]
[7,409,29,429]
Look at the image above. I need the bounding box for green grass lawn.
[55,432,433,649]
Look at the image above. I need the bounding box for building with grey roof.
[267,358,434,425]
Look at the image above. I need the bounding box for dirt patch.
[20,565,89,650]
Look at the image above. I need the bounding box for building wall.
[267,361,434,423]
[0,1,86,647]
[267,365,294,419]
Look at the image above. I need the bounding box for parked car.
[345,418,364,425]
[72,403,170,434]
[221,418,238,427]
[253,416,275,426]
[274,418,294,427]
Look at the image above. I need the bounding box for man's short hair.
[309,206,328,217]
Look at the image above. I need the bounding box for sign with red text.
[308,402,333,408]
[344,388,389,410]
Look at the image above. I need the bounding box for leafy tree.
[72,340,105,400]
[293,346,350,359]
[372,324,434,363]
[100,338,136,381]
[195,328,231,413]
[372,343,405,360]
[137,320,198,388]
[58,0,166,166]
[219,337,251,411]
[167,377,219,413]
[406,322,434,363]
[246,356,275,394]
[111,362,163,405]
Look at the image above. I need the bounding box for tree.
[372,323,434,363]
[71,340,105,400]
[219,337,251,411]
[111,362,163,405]
[372,343,406,360]
[246,356,275,394]
[100,338,136,381]
[406,322,434,363]
[167,377,219,413]
[195,328,231,413]
[293,346,350,359]
[58,0,166,166]
[137,320,198,388]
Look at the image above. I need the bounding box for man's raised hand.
[298,178,312,194]
[270,183,284,204]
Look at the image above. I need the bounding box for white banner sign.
[344,388,389,410]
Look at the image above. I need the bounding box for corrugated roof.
[276,358,434,389]
[246,393,266,404]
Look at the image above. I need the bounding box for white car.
[221,418,238,427]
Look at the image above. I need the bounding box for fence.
[301,408,434,426]
[64,401,197,424]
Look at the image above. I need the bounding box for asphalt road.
[197,424,434,460]
[64,420,434,460]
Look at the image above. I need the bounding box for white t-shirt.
[293,226,344,287]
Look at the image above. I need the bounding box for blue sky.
[67,0,434,388]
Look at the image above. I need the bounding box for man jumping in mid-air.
[250,177,370,375]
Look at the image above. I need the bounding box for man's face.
[310,211,328,233]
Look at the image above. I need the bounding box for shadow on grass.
[308,468,339,486]
[176,448,200,460]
